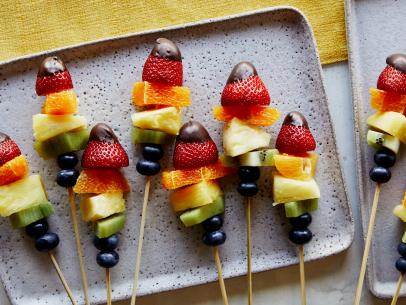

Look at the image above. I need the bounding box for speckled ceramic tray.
[345,0,406,299]
[0,6,352,305]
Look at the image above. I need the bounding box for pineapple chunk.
[0,175,48,217]
[393,205,406,222]
[170,180,223,212]
[273,173,320,204]
[80,192,126,222]
[223,118,271,157]
[131,106,182,135]
[367,111,406,144]
[33,114,87,142]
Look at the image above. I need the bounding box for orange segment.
[42,90,78,114]
[162,160,237,190]
[370,88,406,113]
[213,105,280,126]
[0,155,29,186]
[73,169,129,194]
[132,81,191,107]
[274,153,318,180]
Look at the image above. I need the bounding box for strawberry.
[36,56,73,96]
[377,54,406,95]
[82,123,129,168]
[221,61,270,106]
[275,112,316,155]
[173,121,218,170]
[0,132,21,166]
[142,38,183,86]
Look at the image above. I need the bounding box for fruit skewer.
[33,56,91,305]
[213,61,280,304]
[272,112,320,305]
[73,123,130,304]
[353,53,406,305]
[391,192,406,305]
[163,121,236,305]
[129,38,191,304]
[0,132,77,304]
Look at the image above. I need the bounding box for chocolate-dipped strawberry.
[0,132,21,167]
[377,54,406,95]
[275,111,316,155]
[82,123,129,168]
[36,56,74,96]
[142,38,183,86]
[173,121,218,170]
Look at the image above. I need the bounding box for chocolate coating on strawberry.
[89,123,119,144]
[150,38,181,61]
[38,56,67,77]
[226,61,258,84]
[282,111,309,128]
[177,121,211,142]
[386,54,406,73]
[0,132,9,143]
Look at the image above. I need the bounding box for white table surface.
[1,62,404,305]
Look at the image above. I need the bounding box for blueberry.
[288,228,312,245]
[26,219,49,238]
[57,153,78,169]
[396,257,406,273]
[35,232,60,252]
[56,169,79,187]
[398,243,406,257]
[93,234,119,251]
[289,213,312,229]
[369,166,391,183]
[96,251,119,268]
[202,230,226,246]
[202,215,223,232]
[238,167,260,182]
[136,159,160,176]
[374,149,396,168]
[143,144,164,161]
[237,181,258,197]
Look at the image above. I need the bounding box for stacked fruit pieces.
[393,192,406,274]
[131,38,190,176]
[33,56,89,161]
[0,132,60,251]
[214,61,280,196]
[74,123,129,268]
[367,54,406,184]
[273,112,320,245]
[164,121,235,245]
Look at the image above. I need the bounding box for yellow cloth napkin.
[0,0,346,64]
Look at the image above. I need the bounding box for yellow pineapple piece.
[131,106,182,135]
[273,173,320,204]
[33,114,87,142]
[80,192,126,222]
[367,111,406,144]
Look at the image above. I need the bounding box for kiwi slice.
[239,149,278,167]
[180,195,225,227]
[366,130,400,154]
[9,201,54,228]
[95,213,126,238]
[131,126,172,145]
[284,198,318,218]
[34,129,89,159]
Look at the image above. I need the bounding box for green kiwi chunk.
[9,201,54,228]
[34,129,89,159]
[95,213,126,238]
[238,149,278,167]
[180,195,225,227]
[367,130,400,154]
[284,198,318,218]
[131,126,172,145]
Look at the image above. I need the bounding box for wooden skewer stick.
[353,184,381,305]
[106,268,112,305]
[246,197,253,305]
[298,245,307,305]
[68,187,90,305]
[213,246,229,305]
[390,273,404,305]
[130,177,151,305]
[48,251,78,305]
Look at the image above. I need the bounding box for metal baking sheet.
[345,0,406,299]
[0,6,352,304]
